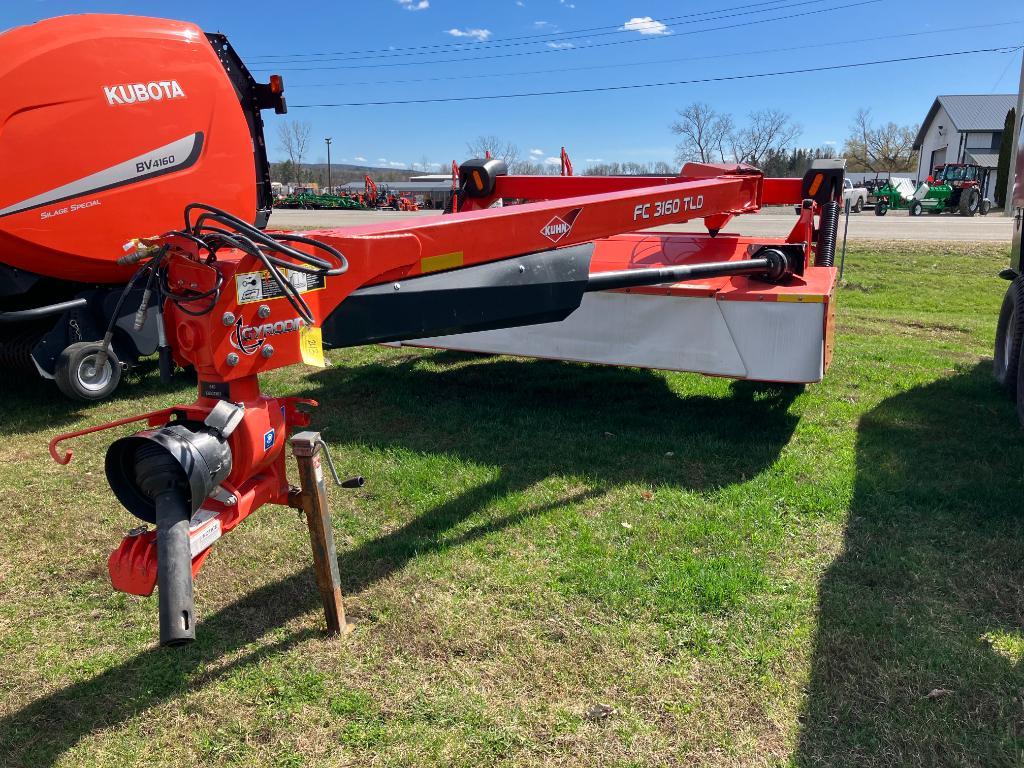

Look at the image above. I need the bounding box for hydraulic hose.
[816,200,840,268]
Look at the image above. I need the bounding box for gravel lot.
[268,207,1013,242]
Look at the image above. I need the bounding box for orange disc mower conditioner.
[0,14,282,285]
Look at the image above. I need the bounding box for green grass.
[2,241,1023,766]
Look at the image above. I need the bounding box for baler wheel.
[55,341,122,401]
[994,278,1024,397]
[875,201,888,216]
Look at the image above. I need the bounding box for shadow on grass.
[1,479,596,767]
[796,362,1024,766]
[1,353,803,766]
[0,364,193,437]
[305,352,802,493]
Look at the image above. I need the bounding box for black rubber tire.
[994,278,1024,397]
[980,199,991,216]
[1017,336,1024,427]
[852,197,863,213]
[1017,341,1024,427]
[875,201,888,216]
[908,200,922,217]
[959,187,980,217]
[54,341,121,401]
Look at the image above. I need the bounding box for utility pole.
[1006,48,1024,216]
[325,137,333,194]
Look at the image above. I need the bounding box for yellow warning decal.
[421,251,464,273]
[299,325,326,368]
[777,294,825,303]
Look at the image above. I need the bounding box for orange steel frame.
[51,162,829,599]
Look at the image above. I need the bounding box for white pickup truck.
[794,177,869,214]
[843,178,869,213]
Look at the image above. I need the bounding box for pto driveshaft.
[584,247,799,292]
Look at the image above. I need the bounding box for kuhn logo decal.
[540,208,582,244]
[232,316,304,355]
[104,80,185,106]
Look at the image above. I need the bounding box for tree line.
[271,101,934,187]
[671,102,920,174]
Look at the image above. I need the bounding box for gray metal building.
[913,94,1016,198]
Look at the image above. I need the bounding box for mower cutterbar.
[51,160,842,645]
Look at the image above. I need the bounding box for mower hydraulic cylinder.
[584,254,786,293]
[154,488,196,646]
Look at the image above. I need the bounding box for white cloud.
[546,41,575,49]
[389,161,406,167]
[354,156,367,162]
[620,17,670,35]
[559,0,576,7]
[823,140,837,146]
[544,156,561,166]
[446,27,492,41]
[516,0,524,5]
[585,158,604,162]
[377,158,388,163]
[396,0,429,10]
[534,20,550,27]
[530,148,545,156]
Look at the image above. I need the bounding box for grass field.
[2,241,1023,767]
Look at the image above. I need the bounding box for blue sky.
[4,0,1022,170]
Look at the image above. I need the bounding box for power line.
[245,0,803,61]
[285,21,1022,90]
[289,46,1022,108]
[253,0,880,72]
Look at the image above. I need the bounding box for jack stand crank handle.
[154,488,196,646]
[312,438,365,489]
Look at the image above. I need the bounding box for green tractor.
[875,164,992,217]
[909,163,992,217]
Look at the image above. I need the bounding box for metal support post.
[1006,48,1024,216]
[289,431,349,635]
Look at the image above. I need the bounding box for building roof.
[965,151,1000,168]
[913,94,1016,148]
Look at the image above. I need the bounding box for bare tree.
[277,120,312,182]
[843,108,918,172]
[586,160,676,176]
[671,103,735,164]
[731,109,802,168]
[465,135,520,168]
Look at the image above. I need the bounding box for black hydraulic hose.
[93,253,163,374]
[184,203,348,275]
[585,256,775,292]
[154,487,196,647]
[816,200,840,267]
